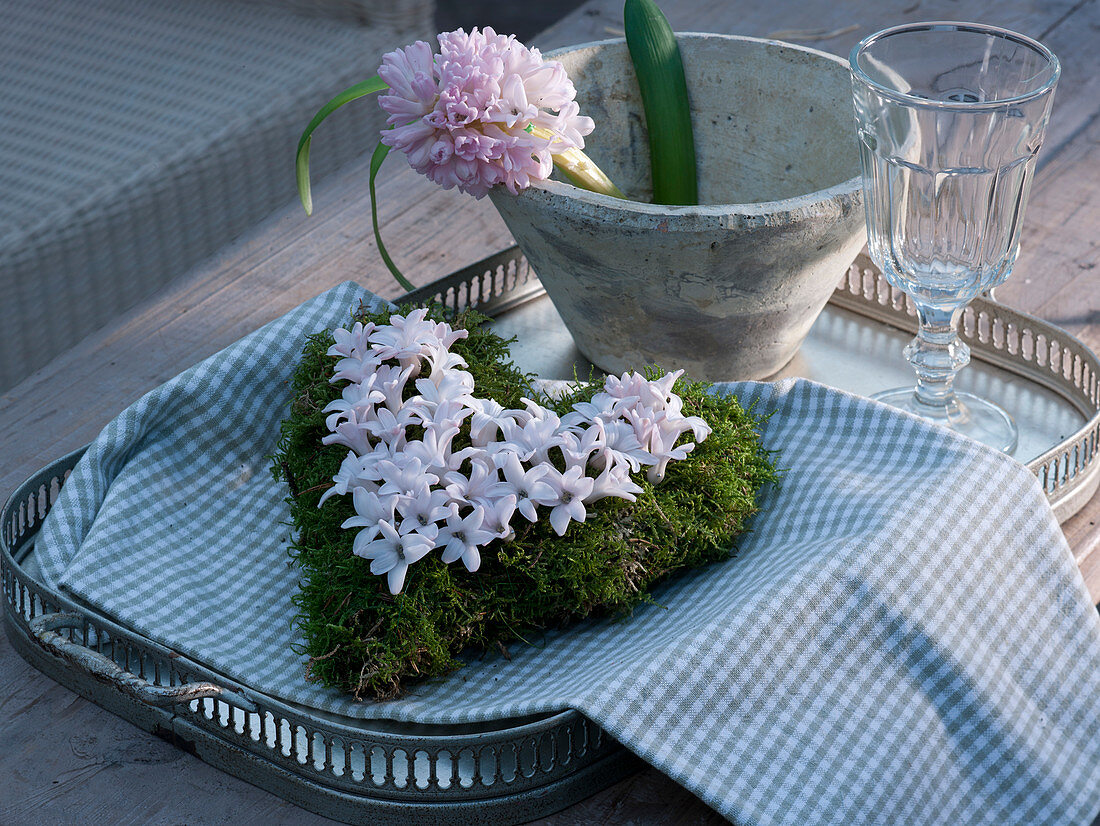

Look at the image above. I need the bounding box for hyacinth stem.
[526,125,625,199]
[368,141,416,293]
[551,148,627,199]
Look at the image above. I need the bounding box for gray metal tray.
[407,247,1100,523]
[1,445,643,825]
[5,246,1098,826]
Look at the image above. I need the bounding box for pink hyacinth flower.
[377,27,594,198]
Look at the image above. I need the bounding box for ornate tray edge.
[0,447,637,824]
[835,254,1100,522]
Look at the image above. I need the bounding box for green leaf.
[368,140,416,292]
[296,76,389,215]
[624,0,698,205]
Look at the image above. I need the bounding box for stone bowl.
[487,33,865,380]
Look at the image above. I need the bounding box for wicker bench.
[0,0,433,392]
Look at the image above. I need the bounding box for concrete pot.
[488,33,865,380]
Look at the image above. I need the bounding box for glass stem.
[905,304,970,409]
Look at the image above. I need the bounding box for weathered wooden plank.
[536,0,1099,162]
[0,157,510,499]
[2,1,1098,825]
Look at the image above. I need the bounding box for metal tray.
[5,246,1099,826]
[1,447,643,825]
[406,247,1100,523]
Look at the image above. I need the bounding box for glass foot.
[872,388,1019,455]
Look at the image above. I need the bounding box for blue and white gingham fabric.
[35,283,1100,825]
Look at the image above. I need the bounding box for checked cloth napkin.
[34,282,1100,825]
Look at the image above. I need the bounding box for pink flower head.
[377,40,438,126]
[544,465,594,536]
[327,321,376,359]
[377,27,594,198]
[355,520,435,595]
[437,505,499,571]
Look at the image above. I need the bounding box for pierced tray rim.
[1,448,641,825]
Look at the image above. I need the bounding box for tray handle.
[30,613,257,711]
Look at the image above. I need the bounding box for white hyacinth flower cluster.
[320,309,712,595]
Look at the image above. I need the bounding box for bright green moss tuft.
[273,303,778,701]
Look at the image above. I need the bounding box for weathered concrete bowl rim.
[515,32,862,229]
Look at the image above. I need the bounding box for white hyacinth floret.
[320,309,711,595]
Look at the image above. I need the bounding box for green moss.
[273,303,778,701]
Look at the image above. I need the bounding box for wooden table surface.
[2,1,1098,823]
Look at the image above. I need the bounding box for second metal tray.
[5,246,1097,826]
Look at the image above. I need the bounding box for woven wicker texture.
[0,0,432,392]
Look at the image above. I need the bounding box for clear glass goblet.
[850,22,1060,454]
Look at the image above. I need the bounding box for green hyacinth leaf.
[296,76,389,215]
[624,0,698,205]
